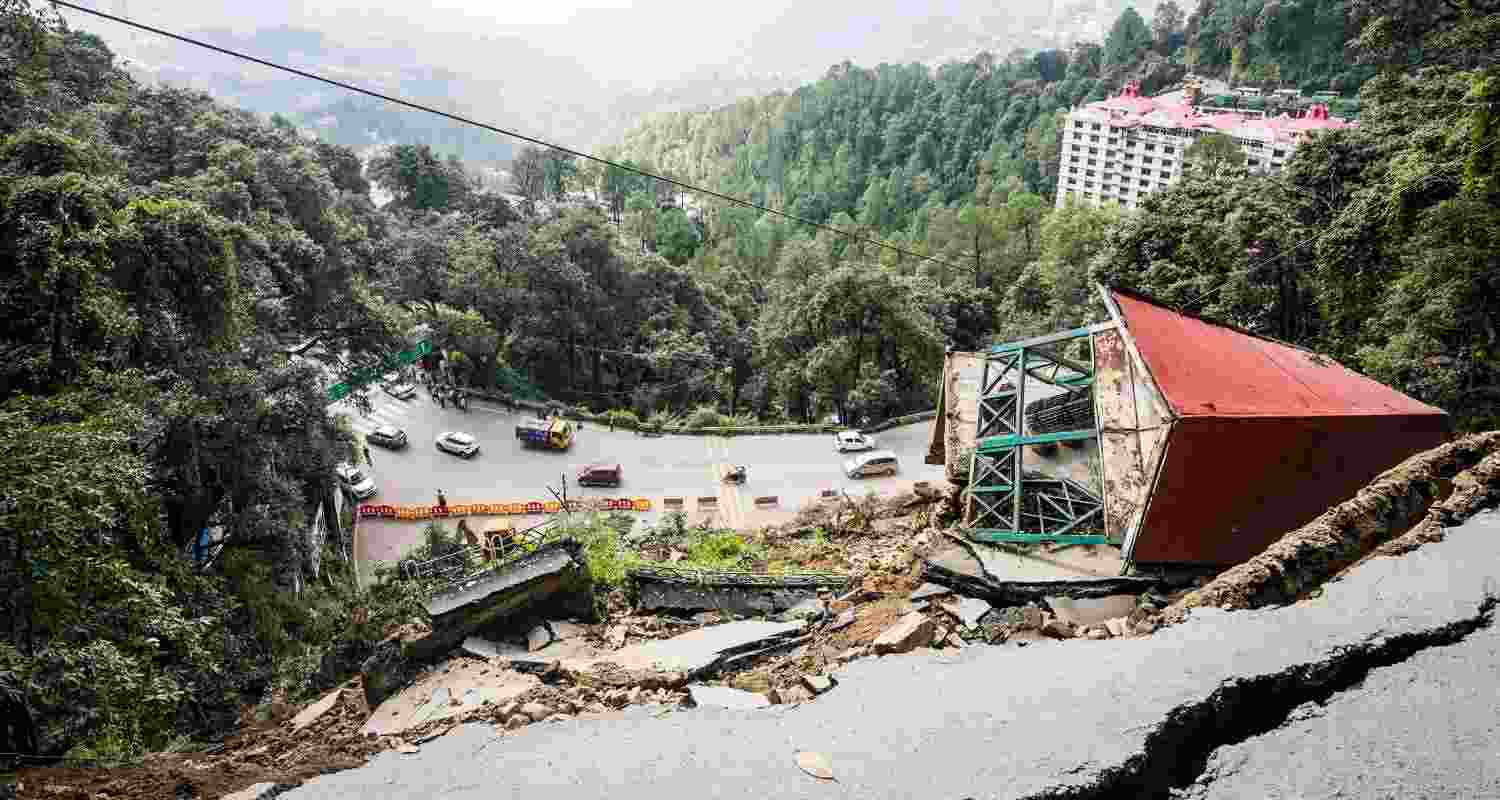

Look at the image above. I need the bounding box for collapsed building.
[929,286,1450,566]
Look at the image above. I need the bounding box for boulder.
[872,612,936,655]
[1041,618,1076,639]
[801,674,835,694]
[520,702,554,722]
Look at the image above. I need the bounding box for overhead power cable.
[52,0,967,274]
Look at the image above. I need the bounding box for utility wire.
[1177,103,1495,313]
[51,0,969,274]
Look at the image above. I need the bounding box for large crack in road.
[1022,595,1499,800]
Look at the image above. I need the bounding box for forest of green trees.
[1,0,1497,761]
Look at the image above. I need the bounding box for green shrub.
[606,408,641,428]
[684,405,727,429]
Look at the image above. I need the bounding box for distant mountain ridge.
[82,0,1156,165]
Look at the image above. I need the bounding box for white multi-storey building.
[1055,82,1356,210]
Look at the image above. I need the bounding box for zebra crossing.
[340,394,421,437]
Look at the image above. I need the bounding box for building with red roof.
[1055,82,1357,210]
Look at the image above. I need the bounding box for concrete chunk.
[909,582,955,601]
[597,619,806,677]
[690,684,772,709]
[527,625,553,652]
[219,782,284,800]
[872,612,936,655]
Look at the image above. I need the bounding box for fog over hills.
[62,0,1157,163]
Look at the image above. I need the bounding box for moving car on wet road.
[436,431,480,458]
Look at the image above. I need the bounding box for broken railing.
[400,518,562,586]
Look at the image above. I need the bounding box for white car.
[834,430,877,453]
[383,381,417,400]
[436,431,480,458]
[334,462,378,499]
[843,450,899,479]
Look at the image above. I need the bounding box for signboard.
[328,340,433,401]
[359,497,652,521]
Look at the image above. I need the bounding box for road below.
[334,389,943,564]
[286,508,1500,798]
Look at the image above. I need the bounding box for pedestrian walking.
[437,390,446,409]
[363,445,373,465]
[437,490,448,510]
[609,416,614,432]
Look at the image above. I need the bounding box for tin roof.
[1110,289,1447,419]
[1105,287,1451,565]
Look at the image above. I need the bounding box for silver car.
[834,430,877,453]
[383,381,417,400]
[843,449,899,479]
[436,431,480,458]
[334,462,378,499]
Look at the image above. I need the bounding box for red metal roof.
[1107,288,1451,565]
[1110,289,1447,419]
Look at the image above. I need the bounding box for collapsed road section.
[281,511,1500,800]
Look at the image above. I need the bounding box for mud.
[1162,431,1500,624]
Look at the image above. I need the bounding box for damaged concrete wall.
[1161,431,1500,622]
[1093,326,1174,545]
[929,351,984,482]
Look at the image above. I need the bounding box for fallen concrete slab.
[688,685,771,710]
[1045,594,1139,629]
[425,539,595,649]
[285,510,1500,800]
[592,619,807,677]
[630,566,852,614]
[361,540,593,708]
[360,658,538,737]
[922,553,1160,605]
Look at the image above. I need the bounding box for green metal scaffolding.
[964,324,1107,545]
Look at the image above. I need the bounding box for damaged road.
[282,511,1500,799]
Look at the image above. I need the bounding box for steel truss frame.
[964,325,1107,545]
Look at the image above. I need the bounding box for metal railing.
[399,517,563,585]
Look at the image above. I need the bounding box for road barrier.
[360,497,652,520]
[697,496,719,508]
[753,496,780,507]
[663,497,685,509]
[819,489,838,499]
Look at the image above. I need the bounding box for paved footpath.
[289,512,1500,799]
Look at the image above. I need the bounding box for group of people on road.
[431,383,469,411]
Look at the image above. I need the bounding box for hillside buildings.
[1056,82,1356,210]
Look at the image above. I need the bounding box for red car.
[576,463,623,487]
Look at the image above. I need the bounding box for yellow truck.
[515,416,575,450]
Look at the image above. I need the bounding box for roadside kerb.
[753,496,779,507]
[464,388,934,438]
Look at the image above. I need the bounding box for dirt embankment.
[1162,431,1500,623]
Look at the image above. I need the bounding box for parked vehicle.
[576,463,623,487]
[367,425,408,449]
[843,450,899,479]
[516,416,575,450]
[723,465,748,484]
[383,380,417,400]
[833,430,877,453]
[334,462,378,499]
[436,431,480,458]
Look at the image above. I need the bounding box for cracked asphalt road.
[288,511,1500,800]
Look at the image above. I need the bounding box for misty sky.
[61,0,1037,88]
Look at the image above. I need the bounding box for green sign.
[327,340,433,401]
